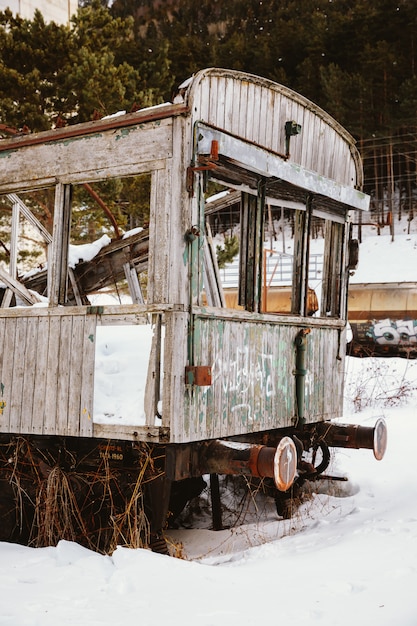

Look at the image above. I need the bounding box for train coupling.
[201,437,298,491]
[314,417,387,460]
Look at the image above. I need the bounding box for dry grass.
[0,437,162,554]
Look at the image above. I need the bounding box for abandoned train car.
[0,68,387,552]
[348,282,417,358]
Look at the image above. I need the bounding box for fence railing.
[219,250,323,288]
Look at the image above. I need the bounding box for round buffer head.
[274,436,297,491]
[373,417,388,461]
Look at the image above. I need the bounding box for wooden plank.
[238,81,250,139]
[49,183,71,306]
[263,87,275,153]
[164,311,188,440]
[168,115,190,306]
[202,222,226,307]
[68,269,83,306]
[270,90,282,154]
[93,423,169,443]
[245,81,256,143]
[43,316,61,434]
[258,85,269,148]
[148,167,169,304]
[0,266,41,305]
[224,74,235,132]
[0,302,180,320]
[0,318,9,429]
[0,118,173,193]
[298,104,309,169]
[208,73,219,128]
[10,200,19,280]
[1,290,13,308]
[144,315,162,427]
[19,316,39,433]
[67,315,85,436]
[31,315,50,434]
[7,193,52,244]
[192,73,207,122]
[229,77,242,137]
[123,263,144,304]
[56,315,72,434]
[8,317,28,432]
[215,76,226,130]
[79,315,96,437]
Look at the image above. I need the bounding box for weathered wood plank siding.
[187,69,361,188]
[173,313,345,443]
[0,309,95,436]
[0,117,174,193]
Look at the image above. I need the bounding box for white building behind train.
[0,0,77,24]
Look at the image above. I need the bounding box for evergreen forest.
[1,0,416,244]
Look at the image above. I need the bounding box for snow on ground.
[351,232,417,283]
[1,381,417,625]
[1,233,417,625]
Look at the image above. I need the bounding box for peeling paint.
[57,133,104,147]
[115,128,135,140]
[184,316,344,439]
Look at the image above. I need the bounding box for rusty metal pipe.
[201,438,297,491]
[294,328,310,426]
[315,418,387,460]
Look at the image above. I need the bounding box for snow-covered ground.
[1,233,417,625]
[1,370,416,625]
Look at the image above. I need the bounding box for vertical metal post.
[210,473,223,531]
[294,328,310,426]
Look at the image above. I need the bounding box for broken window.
[68,174,151,306]
[0,173,152,308]
[203,183,347,320]
[0,190,52,306]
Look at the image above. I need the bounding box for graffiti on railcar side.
[358,318,417,345]
[208,345,276,425]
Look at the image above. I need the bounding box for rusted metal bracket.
[187,139,220,195]
[186,161,218,195]
[185,365,212,386]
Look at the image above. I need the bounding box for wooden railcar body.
[0,69,384,549]
[0,68,368,443]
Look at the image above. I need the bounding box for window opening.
[70,174,151,307]
[203,183,346,319]
[0,190,52,306]
[0,174,152,308]
[93,318,164,428]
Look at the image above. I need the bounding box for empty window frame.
[203,187,347,320]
